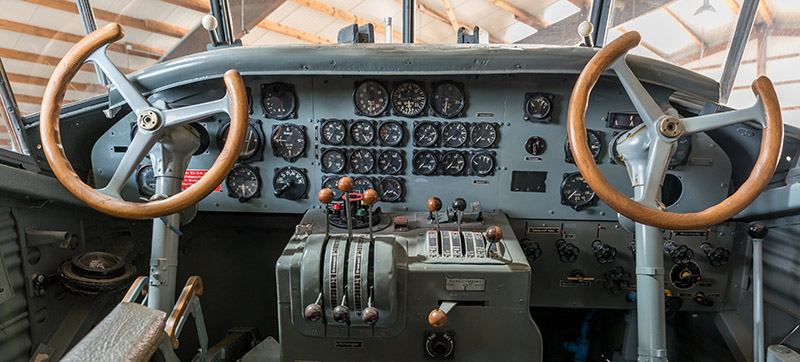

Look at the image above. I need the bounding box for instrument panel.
[91,73,733,221]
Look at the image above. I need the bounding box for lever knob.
[428,309,448,328]
[362,306,379,325]
[748,223,768,239]
[338,176,354,193]
[363,189,378,206]
[333,304,349,323]
[484,226,502,243]
[427,197,442,212]
[452,198,466,212]
[318,188,334,204]
[304,303,323,322]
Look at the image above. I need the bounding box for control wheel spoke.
[97,129,160,198]
[681,100,766,135]
[610,58,666,126]
[164,96,231,128]
[86,46,151,114]
[637,137,674,206]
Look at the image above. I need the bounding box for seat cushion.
[62,302,167,362]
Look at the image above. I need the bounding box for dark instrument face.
[322,176,343,200]
[442,122,468,148]
[378,150,404,175]
[272,167,308,200]
[441,151,466,175]
[271,124,306,162]
[321,149,346,174]
[261,82,296,119]
[353,176,375,194]
[561,172,595,210]
[354,80,389,117]
[470,122,497,148]
[525,95,551,119]
[469,152,495,176]
[378,121,404,146]
[413,151,439,175]
[226,165,261,202]
[136,164,156,196]
[321,119,346,145]
[413,122,439,147]
[378,177,403,202]
[221,124,261,160]
[392,81,426,117]
[565,130,602,161]
[431,81,465,118]
[349,120,375,146]
[349,149,375,174]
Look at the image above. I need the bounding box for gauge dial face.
[322,176,344,200]
[430,81,465,118]
[226,165,261,202]
[354,80,389,117]
[561,173,595,210]
[470,152,495,176]
[669,135,692,168]
[321,119,346,145]
[525,95,551,119]
[349,120,375,146]
[565,130,602,162]
[413,122,438,147]
[377,150,404,175]
[321,149,346,174]
[273,167,308,200]
[378,177,403,202]
[136,164,156,196]
[413,151,439,175]
[442,122,468,148]
[353,177,375,194]
[391,81,426,117]
[271,124,306,162]
[470,122,497,148]
[670,261,702,289]
[378,121,404,146]
[349,149,375,174]
[441,151,466,175]
[220,123,261,160]
[261,82,296,119]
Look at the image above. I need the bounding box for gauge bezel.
[412,121,440,148]
[391,80,427,118]
[560,171,596,211]
[348,119,376,146]
[378,176,405,202]
[270,123,307,162]
[352,176,376,194]
[216,119,264,162]
[412,150,440,176]
[377,149,405,175]
[135,163,155,197]
[469,122,499,149]
[468,151,496,176]
[320,119,347,146]
[348,148,376,174]
[523,92,554,122]
[272,166,309,200]
[429,80,467,119]
[353,79,389,117]
[260,82,297,120]
[378,120,406,147]
[564,129,602,163]
[441,122,469,148]
[440,150,468,176]
[320,148,347,174]
[226,164,262,203]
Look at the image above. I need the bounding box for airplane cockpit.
[1,0,799,361]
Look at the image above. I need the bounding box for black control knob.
[748,223,768,239]
[665,295,683,320]
[556,239,580,263]
[693,292,714,307]
[273,181,294,197]
[520,238,542,263]
[628,240,636,260]
[304,303,323,322]
[603,266,631,294]
[663,240,693,264]
[700,242,730,267]
[332,304,349,323]
[452,198,467,212]
[591,240,616,264]
[362,306,379,325]
[525,136,547,155]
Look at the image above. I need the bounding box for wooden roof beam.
[758,0,774,27]
[15,94,79,105]
[397,0,507,43]
[441,0,460,32]
[664,8,703,47]
[22,0,188,38]
[257,19,334,43]
[7,73,106,93]
[486,0,546,29]
[287,0,421,43]
[0,47,134,74]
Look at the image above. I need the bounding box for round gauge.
[442,122,468,148]
[321,149,346,174]
[349,149,375,174]
[349,120,375,146]
[226,165,261,202]
[135,164,155,196]
[377,149,404,175]
[525,94,552,120]
[470,122,497,148]
[322,176,344,200]
[272,166,308,200]
[430,81,465,118]
[219,122,263,161]
[391,81,426,117]
[321,119,346,145]
[271,124,306,162]
[441,151,466,175]
[669,135,692,168]
[378,121,404,147]
[525,136,546,155]
[669,261,702,289]
[469,152,495,176]
[261,82,296,120]
[353,177,375,194]
[413,122,438,147]
[561,172,595,211]
[565,130,602,162]
[378,177,403,202]
[354,80,389,117]
[413,150,439,175]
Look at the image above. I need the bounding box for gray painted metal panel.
[0,208,31,362]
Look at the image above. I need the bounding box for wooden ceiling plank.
[0,47,134,74]
[440,0,460,32]
[15,93,78,105]
[485,0,547,29]
[396,0,506,43]
[7,73,105,93]
[664,8,702,46]
[288,0,423,43]
[758,0,774,27]
[257,19,334,43]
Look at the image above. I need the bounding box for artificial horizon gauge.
[469,151,495,176]
[270,123,306,162]
[565,129,602,163]
[320,149,346,174]
[413,121,439,147]
[349,120,375,146]
[560,172,596,211]
[354,80,389,117]
[442,122,468,148]
[440,150,466,175]
[272,166,308,200]
[260,82,296,119]
[413,150,439,175]
[226,164,261,203]
[391,81,427,117]
[470,122,497,148]
[320,119,346,145]
[378,177,403,202]
[349,149,375,174]
[377,149,404,175]
[430,80,465,118]
[523,93,553,121]
[218,120,264,162]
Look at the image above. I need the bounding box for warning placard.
[181,170,222,192]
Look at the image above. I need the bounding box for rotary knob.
[700,242,730,267]
[556,239,580,263]
[525,136,547,155]
[520,238,542,263]
[591,240,616,264]
[664,240,693,264]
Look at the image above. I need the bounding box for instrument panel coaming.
[92,72,733,220]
